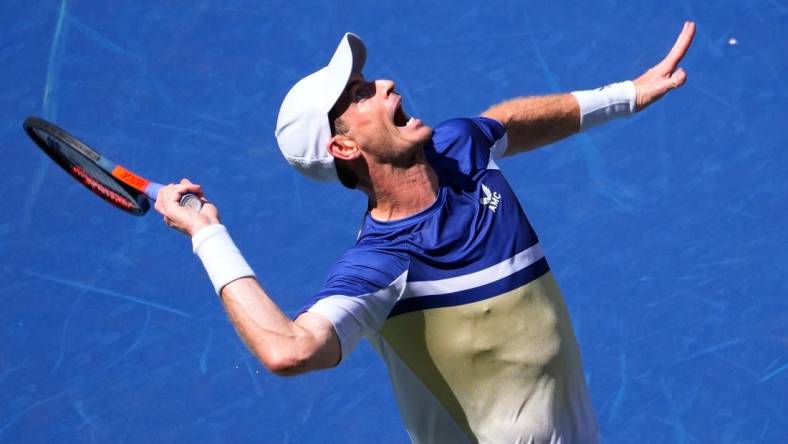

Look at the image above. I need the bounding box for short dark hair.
[328,113,351,137]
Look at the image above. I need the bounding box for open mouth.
[393,101,411,127]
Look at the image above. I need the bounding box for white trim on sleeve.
[306,271,408,362]
[489,132,508,163]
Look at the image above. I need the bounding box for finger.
[661,21,696,70]
[200,201,220,219]
[155,183,175,211]
[166,183,202,204]
[157,183,174,200]
[183,179,207,200]
[179,182,202,193]
[177,179,203,197]
[175,179,201,191]
[669,68,687,89]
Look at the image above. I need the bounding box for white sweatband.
[192,224,255,295]
[571,81,637,130]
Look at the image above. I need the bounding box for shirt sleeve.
[481,117,509,160]
[305,273,407,362]
[428,117,509,174]
[472,116,509,159]
[296,249,409,363]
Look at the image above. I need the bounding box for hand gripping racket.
[23,117,202,216]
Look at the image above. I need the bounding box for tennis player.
[156,21,695,444]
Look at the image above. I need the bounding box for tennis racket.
[23,117,202,216]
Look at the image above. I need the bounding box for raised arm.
[482,21,696,157]
[481,93,580,156]
[155,180,341,376]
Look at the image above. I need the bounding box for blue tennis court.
[2,1,786,442]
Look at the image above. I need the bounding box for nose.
[376,79,396,96]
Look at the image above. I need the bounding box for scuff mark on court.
[199,328,214,375]
[65,14,140,61]
[759,360,788,382]
[606,352,628,424]
[21,0,70,234]
[521,8,634,210]
[51,294,84,374]
[677,338,745,362]
[92,307,152,376]
[0,391,69,437]
[25,270,194,319]
[42,0,69,119]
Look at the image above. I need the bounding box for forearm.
[220,277,337,376]
[482,94,580,155]
[483,21,696,157]
[482,81,638,156]
[191,224,339,376]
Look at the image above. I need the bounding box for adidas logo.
[480,183,501,213]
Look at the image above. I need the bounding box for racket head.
[23,117,151,215]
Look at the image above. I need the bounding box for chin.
[406,124,433,147]
[393,135,431,168]
[369,124,433,167]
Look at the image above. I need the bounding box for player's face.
[335,73,432,166]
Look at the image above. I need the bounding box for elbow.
[245,316,340,377]
[266,358,306,377]
[259,348,313,377]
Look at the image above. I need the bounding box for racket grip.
[180,193,203,211]
[146,183,203,212]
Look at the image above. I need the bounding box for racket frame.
[23,117,201,215]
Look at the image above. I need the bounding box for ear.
[327,135,361,161]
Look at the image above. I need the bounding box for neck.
[364,150,439,222]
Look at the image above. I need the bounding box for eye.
[353,84,372,101]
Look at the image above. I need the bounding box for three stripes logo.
[480,183,501,213]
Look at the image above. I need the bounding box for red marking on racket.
[72,165,134,210]
[112,165,150,191]
[23,116,201,215]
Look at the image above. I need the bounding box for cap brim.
[322,33,367,112]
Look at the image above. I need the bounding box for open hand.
[634,21,696,112]
[155,179,220,236]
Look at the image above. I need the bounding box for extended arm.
[482,21,696,156]
[155,180,341,376]
[482,93,580,155]
[219,277,340,376]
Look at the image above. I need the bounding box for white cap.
[275,33,367,181]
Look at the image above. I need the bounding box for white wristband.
[571,81,636,130]
[192,224,255,295]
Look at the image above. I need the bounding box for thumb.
[669,68,687,89]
